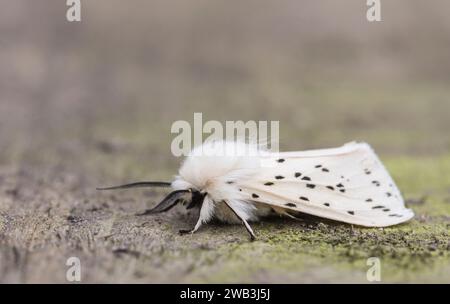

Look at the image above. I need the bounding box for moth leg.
[223,201,256,241]
[179,194,207,235]
[282,211,303,221]
[179,217,202,235]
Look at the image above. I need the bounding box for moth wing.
[240,142,414,227]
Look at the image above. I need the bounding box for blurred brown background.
[0,1,449,283]
[2,0,450,167]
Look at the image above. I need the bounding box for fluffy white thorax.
[172,140,265,203]
[170,140,272,224]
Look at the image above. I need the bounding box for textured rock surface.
[0,1,449,283]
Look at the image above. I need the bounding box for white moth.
[98,140,414,240]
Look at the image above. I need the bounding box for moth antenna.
[137,189,190,216]
[96,181,171,190]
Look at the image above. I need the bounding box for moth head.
[96,181,207,215]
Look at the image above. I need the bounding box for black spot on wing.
[277,159,285,163]
[252,193,259,198]
[372,180,381,187]
[275,175,285,180]
[294,172,301,178]
[339,189,346,193]
[326,186,335,191]
[372,205,384,209]
[299,196,309,202]
[382,208,390,212]
[264,182,274,186]
[301,176,311,181]
[315,165,322,168]
[226,181,234,184]
[366,198,373,202]
[386,192,392,197]
[322,168,330,172]
[347,211,355,215]
[389,214,403,217]
[323,203,330,207]
[306,184,316,189]
[285,203,296,207]
[336,183,344,188]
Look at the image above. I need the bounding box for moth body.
[98,140,414,240]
